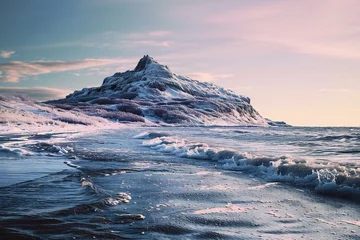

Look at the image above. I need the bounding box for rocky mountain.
[48,55,268,126]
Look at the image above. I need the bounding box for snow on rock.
[0,95,119,134]
[265,118,292,127]
[50,55,268,126]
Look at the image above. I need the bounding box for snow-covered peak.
[53,56,268,126]
[101,55,173,87]
[134,55,160,71]
[134,55,173,79]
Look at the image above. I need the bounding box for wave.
[138,132,360,201]
[52,175,132,217]
[53,192,132,217]
[64,161,81,169]
[25,142,72,155]
[0,145,34,156]
[133,131,169,139]
[0,142,73,159]
[315,134,360,142]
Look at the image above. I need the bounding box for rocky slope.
[48,55,268,126]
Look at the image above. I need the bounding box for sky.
[0,0,359,127]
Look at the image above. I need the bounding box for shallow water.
[1,126,360,239]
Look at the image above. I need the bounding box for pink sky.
[0,0,359,126]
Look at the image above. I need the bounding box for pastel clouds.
[147,30,171,37]
[0,58,135,82]
[0,87,72,101]
[125,30,172,39]
[182,0,360,59]
[104,30,173,49]
[249,0,360,58]
[0,50,15,58]
[120,40,171,48]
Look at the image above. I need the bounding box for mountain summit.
[134,55,160,71]
[50,56,267,126]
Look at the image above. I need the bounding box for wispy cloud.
[148,30,171,37]
[179,0,360,59]
[28,30,174,50]
[185,72,234,82]
[26,41,97,50]
[0,87,72,101]
[118,40,171,48]
[241,1,360,58]
[0,50,15,58]
[104,30,173,49]
[125,30,172,39]
[0,58,135,82]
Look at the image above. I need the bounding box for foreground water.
[0,126,360,239]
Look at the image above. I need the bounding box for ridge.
[134,55,159,71]
[48,55,267,126]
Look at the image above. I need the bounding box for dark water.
[1,127,360,239]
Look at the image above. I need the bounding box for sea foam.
[138,132,360,200]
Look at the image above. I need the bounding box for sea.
[0,126,360,240]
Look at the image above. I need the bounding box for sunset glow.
[1,0,359,126]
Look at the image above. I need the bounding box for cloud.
[118,40,171,48]
[0,58,135,82]
[148,30,171,37]
[248,1,360,58]
[124,30,172,39]
[26,41,97,50]
[185,72,234,82]
[0,87,72,101]
[0,50,15,58]
[88,30,174,50]
[30,31,174,50]
[180,0,360,59]
[107,31,173,49]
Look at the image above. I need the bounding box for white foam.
[193,203,248,214]
[80,178,93,188]
[133,131,151,139]
[64,161,81,169]
[142,137,165,147]
[0,145,34,156]
[49,145,68,155]
[0,97,124,135]
[115,192,132,203]
[138,133,360,197]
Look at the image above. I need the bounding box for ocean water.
[1,126,360,240]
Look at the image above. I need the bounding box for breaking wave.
[137,132,360,201]
[315,134,360,142]
[0,145,34,156]
[133,131,169,139]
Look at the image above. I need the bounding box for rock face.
[265,118,291,127]
[49,55,267,126]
